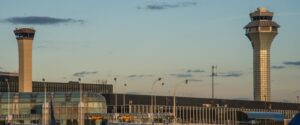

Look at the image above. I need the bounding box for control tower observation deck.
[244,7,280,101]
[14,28,36,92]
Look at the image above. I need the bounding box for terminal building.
[0,73,112,125]
[0,73,113,94]
[0,7,299,125]
[103,94,299,125]
[0,88,299,125]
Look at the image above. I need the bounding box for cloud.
[187,69,205,73]
[170,73,193,78]
[3,16,84,25]
[35,45,47,49]
[138,2,197,10]
[283,61,300,66]
[128,75,138,78]
[128,74,154,78]
[271,65,286,69]
[73,71,98,77]
[187,79,203,82]
[217,72,243,78]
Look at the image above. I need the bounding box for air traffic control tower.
[244,8,280,101]
[14,28,35,92]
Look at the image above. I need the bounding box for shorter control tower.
[14,28,35,92]
[244,8,280,101]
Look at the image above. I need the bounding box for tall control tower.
[14,28,35,92]
[244,7,280,101]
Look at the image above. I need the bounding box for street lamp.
[154,82,165,116]
[88,116,92,125]
[43,78,47,125]
[5,79,12,124]
[150,77,162,123]
[211,65,217,99]
[114,77,118,114]
[123,83,127,113]
[297,96,300,112]
[78,78,83,125]
[173,79,188,124]
[264,95,267,111]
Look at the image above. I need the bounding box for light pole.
[211,65,217,99]
[173,79,188,125]
[264,95,267,125]
[123,83,127,114]
[78,78,83,125]
[151,77,162,123]
[88,117,92,125]
[297,96,300,112]
[43,78,47,125]
[154,82,165,117]
[5,79,11,124]
[114,77,118,114]
[264,95,267,111]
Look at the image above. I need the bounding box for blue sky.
[0,0,300,102]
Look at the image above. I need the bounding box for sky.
[0,0,300,102]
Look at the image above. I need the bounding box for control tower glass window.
[252,16,272,21]
[15,33,35,39]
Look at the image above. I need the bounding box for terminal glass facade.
[0,92,107,125]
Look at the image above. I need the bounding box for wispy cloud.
[283,61,300,66]
[73,71,98,77]
[138,2,197,10]
[187,69,205,73]
[128,74,154,78]
[170,73,193,78]
[271,65,286,69]
[217,71,243,78]
[187,79,203,82]
[128,75,139,78]
[3,16,84,25]
[35,45,47,49]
